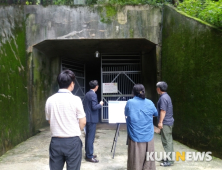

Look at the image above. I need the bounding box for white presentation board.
[103,83,118,93]
[108,101,127,123]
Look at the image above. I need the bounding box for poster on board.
[103,83,118,93]
[108,101,127,123]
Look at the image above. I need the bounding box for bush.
[178,0,222,28]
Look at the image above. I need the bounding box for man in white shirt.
[45,70,86,170]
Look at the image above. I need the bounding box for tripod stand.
[111,123,121,159]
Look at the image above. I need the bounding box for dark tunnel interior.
[33,39,157,122]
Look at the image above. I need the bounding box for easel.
[111,123,121,159]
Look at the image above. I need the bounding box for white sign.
[103,83,118,93]
[108,101,127,123]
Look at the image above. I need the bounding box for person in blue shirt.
[125,84,158,170]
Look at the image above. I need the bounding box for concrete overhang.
[33,38,156,63]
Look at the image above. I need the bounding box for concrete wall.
[0,5,162,156]
[29,48,61,133]
[50,56,61,94]
[1,3,222,159]
[24,4,162,131]
[25,4,162,130]
[30,48,52,133]
[24,5,162,49]
[142,47,157,102]
[142,47,158,126]
[162,5,222,157]
[0,6,30,156]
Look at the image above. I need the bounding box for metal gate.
[101,55,141,122]
[61,58,85,101]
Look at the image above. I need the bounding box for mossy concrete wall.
[162,5,222,157]
[30,48,52,133]
[28,48,61,134]
[24,4,162,132]
[0,6,30,156]
[1,4,222,158]
[0,5,162,156]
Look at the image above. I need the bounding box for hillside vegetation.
[178,0,222,28]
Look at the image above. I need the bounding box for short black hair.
[132,84,146,99]
[57,70,75,89]
[156,81,168,92]
[89,80,98,89]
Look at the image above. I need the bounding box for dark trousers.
[49,137,82,170]
[85,122,97,159]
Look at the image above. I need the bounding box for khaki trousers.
[161,125,174,163]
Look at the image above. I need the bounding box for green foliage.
[98,5,117,23]
[178,0,222,28]
[97,0,166,6]
[129,28,134,37]
[0,0,25,4]
[105,5,117,17]
[85,0,97,4]
[53,0,73,5]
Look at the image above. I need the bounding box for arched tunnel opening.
[33,39,157,123]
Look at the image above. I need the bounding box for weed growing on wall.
[99,5,117,23]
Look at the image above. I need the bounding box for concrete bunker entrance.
[34,39,157,122]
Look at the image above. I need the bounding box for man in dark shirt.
[83,80,103,163]
[156,81,174,167]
